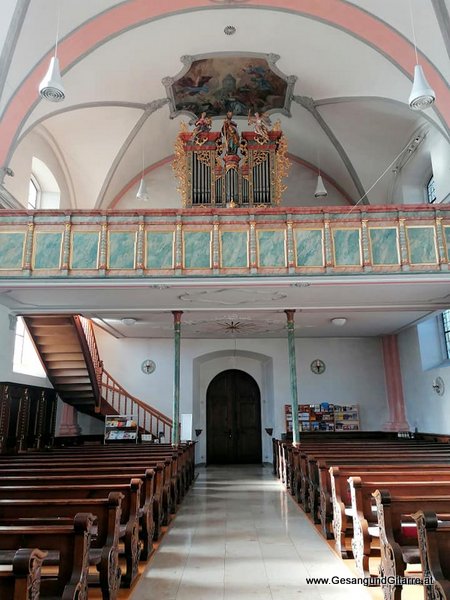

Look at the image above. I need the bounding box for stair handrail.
[101,368,173,440]
[72,316,102,410]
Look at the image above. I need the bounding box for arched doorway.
[206,369,262,464]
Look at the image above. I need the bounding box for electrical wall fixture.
[195,429,203,437]
[331,317,347,326]
[432,376,445,396]
[408,0,435,110]
[39,3,65,102]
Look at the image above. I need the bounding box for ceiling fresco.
[164,54,296,119]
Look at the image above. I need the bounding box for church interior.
[0,1,450,598]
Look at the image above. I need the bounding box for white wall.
[94,328,388,463]
[399,324,450,433]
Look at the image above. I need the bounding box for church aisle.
[130,465,374,600]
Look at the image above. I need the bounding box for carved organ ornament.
[173,117,290,208]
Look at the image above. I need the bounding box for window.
[442,310,450,359]
[27,177,39,209]
[427,175,437,204]
[13,317,46,378]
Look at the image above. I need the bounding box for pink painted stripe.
[0,0,449,169]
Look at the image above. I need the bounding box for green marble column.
[285,309,300,445]
[172,311,183,446]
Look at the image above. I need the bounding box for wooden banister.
[101,369,173,440]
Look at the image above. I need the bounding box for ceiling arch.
[1,0,449,174]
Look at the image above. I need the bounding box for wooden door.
[206,369,262,464]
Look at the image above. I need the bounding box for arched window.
[427,175,437,204]
[30,157,60,209]
[13,317,46,378]
[27,176,40,209]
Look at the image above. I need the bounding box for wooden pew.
[0,492,123,600]
[373,490,450,600]
[329,465,450,555]
[0,513,96,600]
[0,468,156,560]
[0,480,142,588]
[0,548,47,600]
[349,478,450,580]
[0,454,176,531]
[307,450,450,526]
[412,510,450,600]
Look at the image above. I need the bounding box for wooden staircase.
[23,315,172,439]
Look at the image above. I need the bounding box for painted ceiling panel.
[42,106,143,209]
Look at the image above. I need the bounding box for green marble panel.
[0,232,25,269]
[407,227,437,264]
[108,232,136,269]
[333,229,361,266]
[34,232,62,269]
[146,232,174,269]
[258,230,286,267]
[183,231,211,269]
[221,231,248,268]
[71,232,99,269]
[444,226,450,261]
[294,229,323,267]
[369,228,399,265]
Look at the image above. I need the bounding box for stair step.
[24,317,73,327]
[43,355,85,362]
[51,376,91,384]
[61,392,95,399]
[28,322,74,330]
[49,369,90,376]
[39,346,84,354]
[57,384,93,391]
[33,336,80,345]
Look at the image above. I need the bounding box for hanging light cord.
[409,0,419,64]
[54,1,62,58]
[346,141,412,215]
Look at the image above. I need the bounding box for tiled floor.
[130,465,374,600]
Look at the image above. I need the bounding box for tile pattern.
[406,226,438,264]
[0,232,25,269]
[33,232,63,269]
[369,228,399,265]
[131,466,373,600]
[333,229,361,266]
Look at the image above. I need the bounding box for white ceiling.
[2,1,448,209]
[1,274,450,338]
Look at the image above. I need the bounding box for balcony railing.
[0,206,449,277]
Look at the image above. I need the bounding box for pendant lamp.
[314,174,328,198]
[408,0,435,110]
[39,2,65,102]
[136,132,150,201]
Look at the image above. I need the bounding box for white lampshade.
[121,318,137,326]
[39,57,65,102]
[409,65,435,110]
[331,317,347,327]
[136,177,149,201]
[314,174,328,198]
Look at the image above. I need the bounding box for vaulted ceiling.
[0,0,449,210]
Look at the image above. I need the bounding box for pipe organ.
[173,123,290,208]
